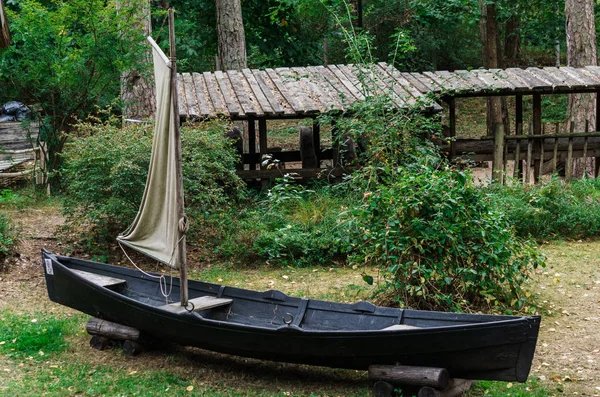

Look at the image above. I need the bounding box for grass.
[467,379,552,396]
[0,310,82,360]
[1,363,367,397]
[0,186,57,210]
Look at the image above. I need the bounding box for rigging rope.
[118,241,174,304]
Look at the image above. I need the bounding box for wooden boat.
[41,10,541,385]
[41,250,540,382]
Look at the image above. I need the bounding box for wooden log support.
[87,318,141,341]
[122,340,144,357]
[369,365,449,390]
[417,379,475,397]
[372,381,395,397]
[89,335,113,351]
[492,123,505,184]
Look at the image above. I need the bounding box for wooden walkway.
[177,64,600,121]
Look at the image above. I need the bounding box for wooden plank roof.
[177,64,600,120]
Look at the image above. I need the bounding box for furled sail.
[118,37,185,270]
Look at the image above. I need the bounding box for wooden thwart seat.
[160,296,232,314]
[72,269,127,289]
[383,324,419,330]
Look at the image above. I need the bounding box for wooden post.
[515,94,524,181]
[583,120,589,178]
[596,91,600,177]
[513,138,521,180]
[566,120,574,182]
[553,122,559,173]
[448,98,456,158]
[312,119,321,163]
[525,122,533,185]
[492,123,505,184]
[248,117,256,170]
[538,124,545,182]
[168,8,188,307]
[515,94,523,136]
[532,94,542,183]
[258,118,268,162]
[331,119,340,166]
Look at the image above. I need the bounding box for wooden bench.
[72,269,127,289]
[160,296,232,314]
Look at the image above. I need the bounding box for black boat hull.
[41,250,540,382]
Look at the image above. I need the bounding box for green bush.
[252,182,351,267]
[0,213,18,259]
[350,167,544,312]
[211,176,354,267]
[487,176,600,240]
[60,119,245,258]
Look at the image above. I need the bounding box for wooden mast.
[168,8,188,307]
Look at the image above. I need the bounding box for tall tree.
[119,0,155,120]
[215,0,246,70]
[0,0,148,174]
[565,0,597,175]
[0,0,10,48]
[479,1,508,135]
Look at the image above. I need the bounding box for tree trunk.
[565,0,597,177]
[479,2,509,136]
[504,14,521,67]
[119,0,155,120]
[0,0,11,48]
[215,0,247,70]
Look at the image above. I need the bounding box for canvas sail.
[118,37,185,270]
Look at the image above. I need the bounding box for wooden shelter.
[177,63,600,182]
[0,0,10,48]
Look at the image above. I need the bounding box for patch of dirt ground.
[2,206,600,395]
[529,241,600,396]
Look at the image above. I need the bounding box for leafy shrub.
[350,167,544,312]
[60,119,245,257]
[0,213,18,259]
[487,176,600,240]
[213,176,354,267]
